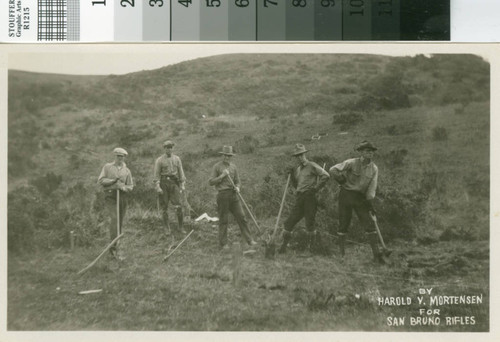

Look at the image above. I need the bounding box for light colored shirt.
[209,161,241,192]
[330,158,378,200]
[153,154,186,185]
[292,160,330,193]
[98,162,134,191]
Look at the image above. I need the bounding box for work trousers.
[216,189,252,247]
[158,176,183,235]
[104,190,128,250]
[284,190,318,233]
[338,188,376,234]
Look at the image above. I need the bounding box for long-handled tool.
[369,212,392,257]
[77,233,124,275]
[226,174,262,235]
[265,174,291,259]
[163,229,194,262]
[117,189,120,237]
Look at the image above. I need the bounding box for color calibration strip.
[1,0,450,42]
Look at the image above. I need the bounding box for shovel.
[369,212,392,257]
[265,174,291,259]
[226,174,262,235]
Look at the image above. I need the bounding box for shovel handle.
[227,174,262,234]
[370,212,387,249]
[116,190,120,237]
[271,174,291,242]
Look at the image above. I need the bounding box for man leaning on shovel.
[279,144,330,255]
[153,140,187,242]
[329,140,385,264]
[209,145,258,251]
[98,147,134,260]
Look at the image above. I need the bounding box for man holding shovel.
[278,144,330,254]
[98,147,134,259]
[153,140,186,241]
[209,145,258,251]
[329,140,386,264]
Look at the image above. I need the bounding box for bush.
[29,172,63,196]
[432,126,448,141]
[383,149,408,167]
[332,112,363,131]
[8,187,38,253]
[206,121,233,138]
[235,135,259,154]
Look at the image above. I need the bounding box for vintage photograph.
[2,44,493,337]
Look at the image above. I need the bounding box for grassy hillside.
[7,53,490,331]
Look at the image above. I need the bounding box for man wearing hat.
[98,147,134,259]
[329,140,384,263]
[153,140,186,239]
[279,144,330,254]
[209,145,257,250]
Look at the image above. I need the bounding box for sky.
[4,43,493,76]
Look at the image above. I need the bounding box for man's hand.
[155,184,163,194]
[116,181,126,192]
[221,169,230,178]
[234,186,240,194]
[180,183,185,192]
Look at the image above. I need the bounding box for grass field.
[7,53,490,331]
[8,213,489,331]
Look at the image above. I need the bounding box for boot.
[366,232,385,264]
[162,212,171,235]
[338,233,346,257]
[278,230,292,254]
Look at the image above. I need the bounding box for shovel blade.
[264,242,276,259]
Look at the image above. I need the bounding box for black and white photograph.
[1,44,497,340]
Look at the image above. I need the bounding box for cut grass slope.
[8,213,489,331]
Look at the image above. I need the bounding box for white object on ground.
[78,289,103,295]
[195,213,219,222]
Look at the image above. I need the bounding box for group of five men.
[97,140,384,263]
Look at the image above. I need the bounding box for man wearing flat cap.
[279,143,330,254]
[209,145,257,250]
[154,140,186,240]
[98,147,134,259]
[329,140,384,263]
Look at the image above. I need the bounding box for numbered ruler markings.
[372,0,400,40]
[342,0,372,40]
[228,0,256,41]
[81,0,114,42]
[143,0,170,41]
[114,0,142,41]
[171,0,200,41]
[314,0,341,40]
[200,0,229,41]
[257,0,285,41]
[286,0,314,41]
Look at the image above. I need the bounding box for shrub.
[8,187,38,253]
[432,126,448,141]
[332,112,363,131]
[29,172,63,196]
[206,121,233,138]
[386,125,398,136]
[383,149,408,167]
[235,135,259,154]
